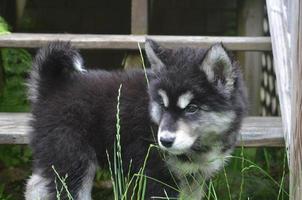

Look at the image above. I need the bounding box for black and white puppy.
[25,40,247,200]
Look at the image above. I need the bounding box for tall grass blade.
[136,145,154,199]
[263,148,271,172]
[239,139,245,200]
[137,42,149,86]
[277,152,286,200]
[107,84,126,200]
[51,165,74,200]
[106,150,118,200]
[223,163,232,200]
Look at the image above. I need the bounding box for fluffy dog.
[25,40,247,200]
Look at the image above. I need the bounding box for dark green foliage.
[0,184,12,200]
[0,17,10,34]
[0,48,31,112]
[0,17,32,200]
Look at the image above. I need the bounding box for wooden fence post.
[238,0,264,115]
[131,0,148,34]
[124,0,148,69]
[289,0,302,199]
[266,0,291,157]
[267,0,302,199]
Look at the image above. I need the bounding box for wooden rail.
[0,33,272,51]
[0,113,29,144]
[239,117,283,147]
[0,113,284,147]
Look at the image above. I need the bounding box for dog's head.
[145,39,245,155]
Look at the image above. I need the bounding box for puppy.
[25,40,247,200]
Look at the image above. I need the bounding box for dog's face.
[145,40,239,155]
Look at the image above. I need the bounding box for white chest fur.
[166,148,231,199]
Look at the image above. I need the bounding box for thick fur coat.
[25,40,247,200]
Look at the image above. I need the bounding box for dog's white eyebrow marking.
[73,56,87,73]
[177,91,194,109]
[158,89,169,107]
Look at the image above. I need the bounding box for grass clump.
[106,84,156,200]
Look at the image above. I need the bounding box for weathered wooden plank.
[0,113,284,146]
[131,0,148,34]
[238,117,284,147]
[0,33,272,51]
[266,0,291,154]
[289,0,302,199]
[0,113,30,144]
[127,0,148,69]
[238,0,264,115]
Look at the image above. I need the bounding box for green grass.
[0,184,12,200]
[106,84,156,200]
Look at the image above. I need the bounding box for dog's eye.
[158,98,165,108]
[185,104,199,114]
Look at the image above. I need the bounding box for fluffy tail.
[28,41,86,103]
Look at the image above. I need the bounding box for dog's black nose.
[160,136,175,148]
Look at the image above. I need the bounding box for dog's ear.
[145,39,165,71]
[200,43,235,94]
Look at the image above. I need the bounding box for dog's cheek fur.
[149,101,162,124]
[195,110,236,135]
